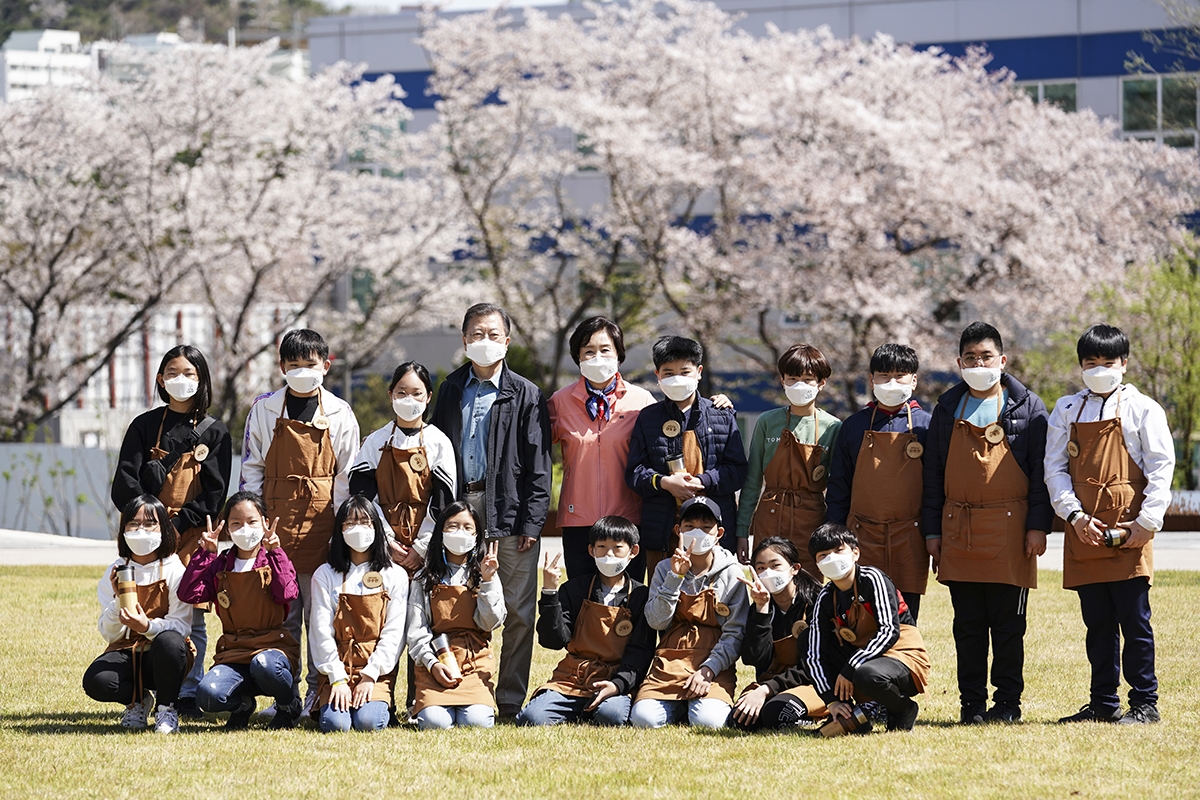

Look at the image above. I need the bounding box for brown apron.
[212,563,302,671]
[537,577,634,698]
[847,405,929,594]
[263,395,337,575]
[750,410,827,578]
[376,423,432,550]
[635,580,737,705]
[411,584,497,714]
[314,575,397,713]
[644,421,702,576]
[149,410,204,564]
[939,393,1036,589]
[738,604,827,717]
[834,573,931,692]
[1063,394,1152,589]
[104,561,197,698]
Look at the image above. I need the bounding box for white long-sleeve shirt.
[239,386,359,510]
[406,563,505,671]
[97,555,191,644]
[348,422,457,558]
[309,562,409,684]
[1045,384,1175,532]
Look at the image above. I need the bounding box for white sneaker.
[154,704,180,734]
[120,691,153,730]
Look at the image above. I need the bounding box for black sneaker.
[985,703,1022,723]
[175,696,204,720]
[269,697,302,730]
[497,704,522,722]
[960,703,986,724]
[225,697,255,731]
[1058,704,1121,724]
[1117,704,1160,725]
[887,699,919,732]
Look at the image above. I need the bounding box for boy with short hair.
[629,497,748,729]
[240,328,361,716]
[516,515,655,726]
[922,321,1050,725]
[1045,324,1173,725]
[806,522,930,733]
[626,336,748,578]
[826,343,932,620]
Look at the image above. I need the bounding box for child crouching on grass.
[630,497,748,729]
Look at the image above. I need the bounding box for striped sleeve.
[847,566,901,671]
[807,583,834,695]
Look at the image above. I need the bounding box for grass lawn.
[1,566,1198,799]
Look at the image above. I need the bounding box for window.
[1121,74,1198,148]
[1018,80,1078,113]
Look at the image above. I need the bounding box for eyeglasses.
[444,523,476,533]
[124,522,161,532]
[961,354,1000,368]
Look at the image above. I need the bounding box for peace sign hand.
[737,574,771,612]
[263,517,282,551]
[480,540,500,581]
[542,552,562,591]
[200,515,224,553]
[670,540,695,577]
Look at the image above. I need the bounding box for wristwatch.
[1067,510,1084,527]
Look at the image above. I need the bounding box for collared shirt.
[1045,383,1175,532]
[460,365,503,484]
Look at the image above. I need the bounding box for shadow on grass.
[1,709,229,735]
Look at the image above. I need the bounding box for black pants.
[758,693,812,729]
[82,630,188,707]
[1077,577,1157,711]
[947,581,1028,706]
[561,525,648,583]
[855,655,918,714]
[901,591,922,624]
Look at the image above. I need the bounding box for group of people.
[81,304,1171,737]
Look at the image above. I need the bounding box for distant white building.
[0,29,96,103]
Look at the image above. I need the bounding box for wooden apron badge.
[377,423,433,554]
[749,409,828,579]
[411,584,497,715]
[315,574,397,715]
[1063,392,1151,589]
[212,563,301,672]
[262,394,337,575]
[150,409,205,563]
[538,578,634,698]
[846,404,930,595]
[939,392,1035,589]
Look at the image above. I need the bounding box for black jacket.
[921,374,1052,536]
[431,361,552,540]
[742,588,816,689]
[825,401,932,525]
[536,574,655,696]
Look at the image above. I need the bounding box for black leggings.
[82,630,189,707]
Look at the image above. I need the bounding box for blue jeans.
[179,607,207,699]
[516,690,631,726]
[197,650,295,712]
[318,701,391,733]
[414,704,494,730]
[629,698,731,729]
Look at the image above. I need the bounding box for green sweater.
[736,406,842,538]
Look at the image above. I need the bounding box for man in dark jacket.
[922,321,1050,726]
[626,335,748,578]
[432,302,552,719]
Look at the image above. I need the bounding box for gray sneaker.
[154,704,180,734]
[120,691,153,730]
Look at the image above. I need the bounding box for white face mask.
[442,529,478,556]
[873,379,913,408]
[757,567,793,595]
[342,524,376,554]
[163,376,199,402]
[1082,365,1124,395]
[392,396,427,423]
[229,523,264,552]
[817,551,856,581]
[679,527,717,555]
[579,356,619,385]
[465,339,508,367]
[285,367,324,394]
[784,380,820,407]
[961,366,1002,392]
[659,375,699,402]
[594,553,631,578]
[124,529,161,557]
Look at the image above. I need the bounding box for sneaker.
[175,696,204,720]
[861,701,888,728]
[154,704,180,734]
[270,697,302,730]
[1058,704,1122,724]
[225,696,255,731]
[985,703,1022,723]
[301,686,318,718]
[1117,704,1161,725]
[888,699,919,732]
[256,700,277,723]
[120,691,153,730]
[960,703,986,725]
